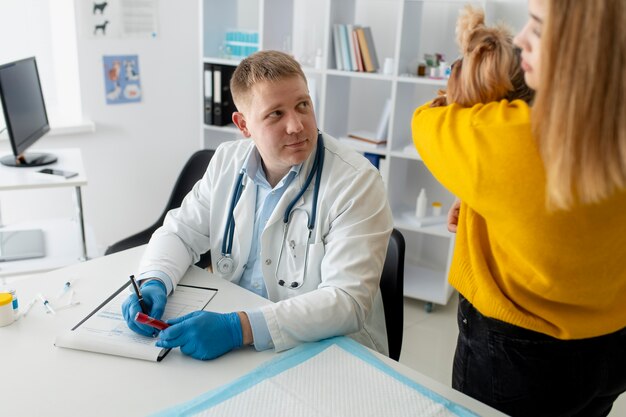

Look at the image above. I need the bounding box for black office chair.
[104,149,214,268]
[380,228,405,361]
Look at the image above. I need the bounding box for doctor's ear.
[232,112,251,138]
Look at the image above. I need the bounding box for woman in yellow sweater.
[411,0,626,416]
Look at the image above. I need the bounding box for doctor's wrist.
[237,311,254,346]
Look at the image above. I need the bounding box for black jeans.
[453,295,626,417]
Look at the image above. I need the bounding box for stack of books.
[332,24,380,72]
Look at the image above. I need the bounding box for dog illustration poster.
[103,55,142,104]
[78,1,158,39]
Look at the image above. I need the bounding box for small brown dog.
[433,6,534,234]
[432,5,533,107]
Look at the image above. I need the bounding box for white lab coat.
[139,133,393,354]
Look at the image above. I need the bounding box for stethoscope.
[216,133,324,289]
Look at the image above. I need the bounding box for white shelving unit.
[200,0,526,310]
[0,148,95,278]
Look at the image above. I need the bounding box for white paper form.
[55,285,217,361]
[153,338,480,417]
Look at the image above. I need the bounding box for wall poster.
[103,55,142,104]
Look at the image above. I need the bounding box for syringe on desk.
[37,293,56,315]
[56,279,78,300]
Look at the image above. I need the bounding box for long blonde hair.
[532,0,626,210]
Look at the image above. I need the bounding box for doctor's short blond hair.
[230,50,308,112]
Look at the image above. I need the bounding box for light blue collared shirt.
[238,148,300,351]
[140,146,301,352]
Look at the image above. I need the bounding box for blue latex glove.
[156,311,243,360]
[122,280,168,337]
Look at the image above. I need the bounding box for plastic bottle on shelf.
[415,188,427,218]
[432,201,443,216]
[439,60,451,79]
[314,49,323,70]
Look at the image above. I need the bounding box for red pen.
[134,312,170,331]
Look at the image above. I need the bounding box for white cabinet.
[200,0,525,309]
[0,148,94,278]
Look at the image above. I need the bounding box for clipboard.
[55,280,218,362]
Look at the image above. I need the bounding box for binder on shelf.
[363,152,382,169]
[212,64,238,127]
[203,63,213,125]
[212,66,223,125]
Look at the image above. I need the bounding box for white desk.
[0,247,505,417]
[0,148,89,276]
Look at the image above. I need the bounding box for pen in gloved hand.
[129,275,148,314]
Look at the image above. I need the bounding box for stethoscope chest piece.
[216,256,235,274]
[218,134,325,285]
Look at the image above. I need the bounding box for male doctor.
[122,50,393,360]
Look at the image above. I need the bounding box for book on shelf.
[332,24,379,72]
[355,28,370,72]
[341,130,387,148]
[352,28,365,72]
[356,26,379,72]
[332,24,344,71]
[346,24,358,71]
[339,24,352,71]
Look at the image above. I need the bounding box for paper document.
[153,338,480,417]
[55,283,217,361]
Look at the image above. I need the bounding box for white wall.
[0,0,201,255]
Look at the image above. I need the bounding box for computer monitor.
[0,57,56,167]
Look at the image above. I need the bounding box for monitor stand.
[0,152,57,167]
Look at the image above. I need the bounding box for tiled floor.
[398,294,626,416]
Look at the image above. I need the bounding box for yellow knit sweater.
[412,100,626,339]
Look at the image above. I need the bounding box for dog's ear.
[456,5,486,53]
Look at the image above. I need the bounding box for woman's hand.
[448,199,461,233]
